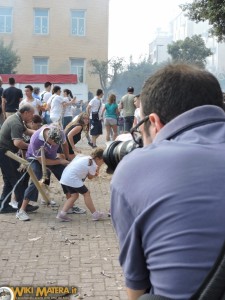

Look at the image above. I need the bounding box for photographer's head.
[140,63,224,145]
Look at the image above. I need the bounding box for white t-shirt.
[60,155,97,188]
[89,97,103,119]
[20,98,41,115]
[48,95,65,121]
[134,108,141,123]
[63,96,73,117]
[40,91,52,103]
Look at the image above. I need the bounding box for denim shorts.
[90,119,102,136]
[104,117,117,126]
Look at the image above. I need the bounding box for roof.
[0,74,78,84]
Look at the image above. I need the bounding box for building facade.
[149,32,172,64]
[0,0,109,100]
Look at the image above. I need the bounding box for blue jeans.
[62,116,72,129]
[0,148,27,208]
[124,116,134,132]
[43,112,52,124]
[24,160,67,201]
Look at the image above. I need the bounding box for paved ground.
[0,134,127,299]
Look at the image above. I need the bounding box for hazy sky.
[108,0,190,62]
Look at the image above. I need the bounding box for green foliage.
[181,0,225,42]
[167,35,212,68]
[112,57,161,97]
[89,57,124,96]
[0,39,20,73]
[89,56,161,98]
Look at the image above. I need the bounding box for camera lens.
[103,139,141,174]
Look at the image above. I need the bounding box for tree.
[167,35,212,68]
[180,0,225,42]
[89,56,162,99]
[112,56,161,97]
[89,57,124,96]
[0,39,20,73]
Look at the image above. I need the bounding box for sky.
[108,0,190,62]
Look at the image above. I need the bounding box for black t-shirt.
[0,87,3,98]
[2,86,23,112]
[65,124,83,154]
[0,112,26,152]
[0,87,3,112]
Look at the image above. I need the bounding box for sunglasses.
[130,116,149,145]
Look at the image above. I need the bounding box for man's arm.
[62,98,76,107]
[13,139,29,150]
[86,104,91,116]
[61,142,70,160]
[24,128,35,136]
[36,156,69,166]
[2,97,6,119]
[127,288,146,300]
[118,100,123,111]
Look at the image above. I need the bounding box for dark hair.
[63,89,73,98]
[127,86,134,93]
[44,81,52,88]
[52,85,61,94]
[25,85,33,92]
[9,77,15,85]
[32,114,42,123]
[141,64,224,126]
[96,89,103,96]
[19,104,34,113]
[108,94,116,104]
[33,87,40,94]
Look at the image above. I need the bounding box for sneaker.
[16,209,30,221]
[9,199,18,209]
[92,211,107,221]
[92,145,97,148]
[26,204,39,212]
[0,204,17,214]
[67,206,86,214]
[56,212,72,222]
[88,142,94,148]
[40,199,57,206]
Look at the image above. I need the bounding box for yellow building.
[0,0,109,98]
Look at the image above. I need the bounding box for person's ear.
[149,113,164,135]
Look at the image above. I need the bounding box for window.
[0,7,12,33]
[70,59,85,83]
[71,10,85,36]
[34,8,49,35]
[33,57,48,74]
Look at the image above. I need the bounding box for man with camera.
[110,64,225,300]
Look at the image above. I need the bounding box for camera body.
[103,136,142,174]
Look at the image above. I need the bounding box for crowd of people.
[0,78,112,222]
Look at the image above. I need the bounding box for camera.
[103,135,143,174]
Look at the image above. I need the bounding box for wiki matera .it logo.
[0,287,13,300]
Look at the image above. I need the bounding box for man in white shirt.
[20,85,42,115]
[86,89,104,148]
[40,81,52,124]
[47,86,66,126]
